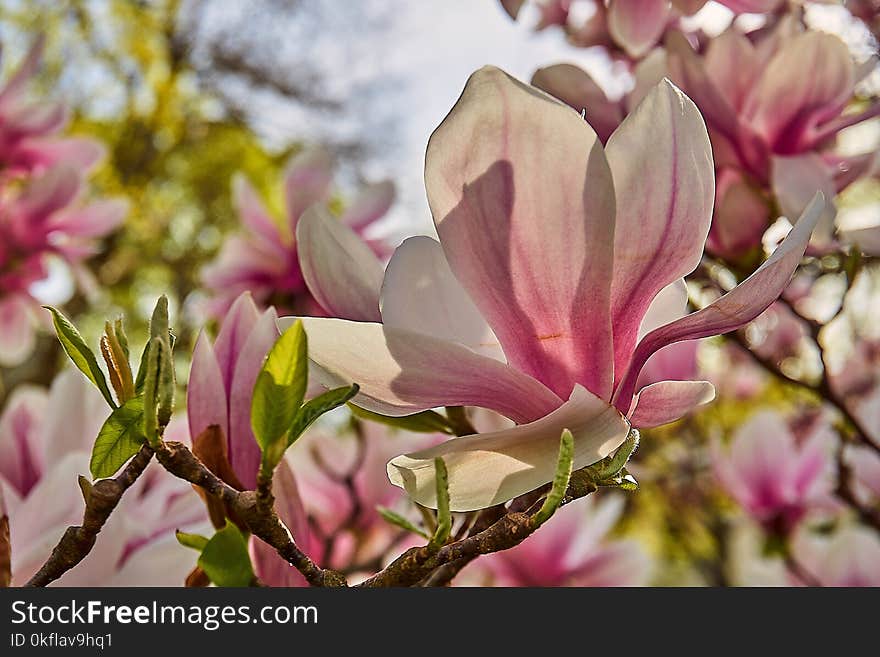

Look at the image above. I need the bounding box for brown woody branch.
[25,444,154,587]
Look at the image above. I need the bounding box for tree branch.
[25,444,154,587]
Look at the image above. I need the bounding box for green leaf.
[377,507,429,540]
[113,317,130,362]
[149,295,169,342]
[348,405,454,434]
[44,306,116,408]
[288,385,359,447]
[591,429,640,480]
[197,521,255,587]
[533,428,574,527]
[251,321,308,452]
[175,530,209,552]
[430,457,451,548]
[90,396,146,479]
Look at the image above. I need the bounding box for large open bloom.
[282,67,823,512]
[201,148,394,318]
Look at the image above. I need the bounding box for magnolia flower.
[186,291,321,586]
[467,495,652,586]
[712,410,837,534]
[793,525,880,587]
[0,37,104,176]
[0,370,205,585]
[500,0,785,59]
[201,148,394,318]
[283,67,823,511]
[667,23,879,255]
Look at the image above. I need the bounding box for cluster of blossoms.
[0,38,126,366]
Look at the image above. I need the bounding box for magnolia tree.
[1,2,879,587]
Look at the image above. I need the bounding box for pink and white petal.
[703,28,760,112]
[606,79,714,381]
[0,295,36,367]
[0,386,47,496]
[707,168,770,258]
[228,308,279,489]
[17,166,81,224]
[186,331,229,445]
[281,316,563,424]
[614,193,825,412]
[296,206,383,322]
[426,66,616,400]
[213,291,262,395]
[379,236,503,360]
[718,0,783,14]
[387,385,630,512]
[530,63,623,143]
[284,147,334,228]
[744,32,853,150]
[40,369,106,463]
[0,37,44,108]
[626,48,667,114]
[47,198,128,238]
[340,180,395,232]
[607,0,670,59]
[637,278,688,342]
[628,380,715,428]
[232,173,280,244]
[771,154,837,243]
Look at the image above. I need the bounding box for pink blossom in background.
[467,494,652,586]
[282,68,824,512]
[792,525,880,586]
[0,370,205,586]
[667,22,880,256]
[201,148,394,318]
[712,410,838,535]
[0,39,127,367]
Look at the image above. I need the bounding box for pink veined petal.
[0,386,46,497]
[379,236,503,361]
[614,192,825,412]
[280,316,563,424]
[296,205,383,322]
[387,385,630,512]
[606,79,714,384]
[46,198,128,238]
[607,0,671,59]
[40,369,106,464]
[251,460,309,587]
[628,380,715,428]
[213,291,262,396]
[426,66,617,400]
[11,136,105,172]
[637,278,688,342]
[0,295,35,367]
[232,173,281,245]
[744,32,854,152]
[340,180,395,232]
[530,63,623,143]
[187,330,230,447]
[228,308,279,490]
[665,31,740,143]
[283,147,334,229]
[703,28,760,113]
[771,154,837,243]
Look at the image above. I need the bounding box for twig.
[25,444,154,587]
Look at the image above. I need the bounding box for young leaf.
[90,396,146,479]
[149,295,169,342]
[175,530,209,552]
[377,506,430,540]
[142,337,163,443]
[251,321,308,452]
[430,457,451,548]
[288,384,359,447]
[197,521,255,587]
[44,306,116,408]
[532,428,575,527]
[348,405,454,435]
